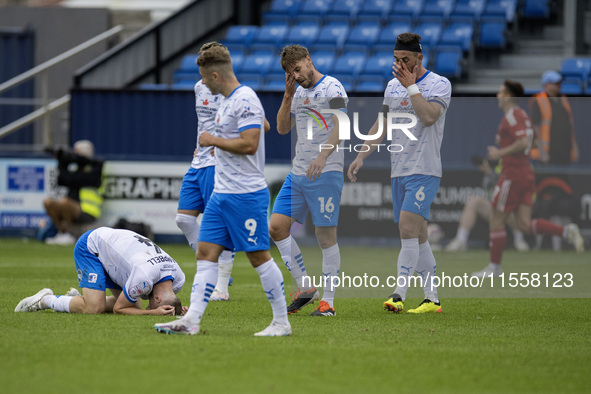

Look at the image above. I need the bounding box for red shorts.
[491,174,535,212]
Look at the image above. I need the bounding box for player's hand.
[487,146,501,161]
[180,306,189,316]
[199,131,215,147]
[347,158,364,182]
[306,155,326,181]
[193,148,198,158]
[154,305,176,316]
[285,72,296,96]
[392,61,417,89]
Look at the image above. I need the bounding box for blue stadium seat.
[171,80,197,90]
[299,0,333,17]
[267,56,285,76]
[332,51,366,77]
[173,54,199,84]
[560,80,584,95]
[561,58,591,95]
[228,51,245,74]
[421,0,456,19]
[284,24,320,47]
[439,23,474,52]
[237,73,263,90]
[357,0,392,22]
[478,17,507,49]
[253,25,288,46]
[421,49,431,69]
[314,25,349,51]
[260,74,288,92]
[262,12,292,26]
[362,52,394,79]
[390,0,424,20]
[414,23,443,47]
[432,46,463,79]
[291,14,324,26]
[345,23,380,52]
[329,74,354,92]
[267,0,301,17]
[521,0,550,19]
[373,22,412,52]
[451,0,486,21]
[178,54,198,72]
[240,53,274,75]
[310,51,336,74]
[224,26,259,47]
[329,0,362,18]
[324,14,353,26]
[355,75,386,93]
[482,0,517,23]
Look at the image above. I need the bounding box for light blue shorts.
[391,174,441,223]
[74,230,121,291]
[272,172,343,227]
[177,166,215,212]
[199,189,270,252]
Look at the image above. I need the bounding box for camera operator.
[43,140,104,245]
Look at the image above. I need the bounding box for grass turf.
[1,238,590,393]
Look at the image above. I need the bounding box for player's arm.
[393,61,444,127]
[277,73,296,134]
[264,118,271,134]
[113,292,175,316]
[199,128,260,155]
[487,136,529,161]
[347,112,388,182]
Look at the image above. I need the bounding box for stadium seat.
[332,51,366,77]
[228,51,245,74]
[329,74,354,92]
[357,0,392,23]
[329,0,362,19]
[253,25,288,46]
[345,23,380,52]
[314,25,349,52]
[362,51,395,79]
[299,0,333,17]
[355,75,386,93]
[224,26,259,47]
[390,0,425,20]
[432,46,463,79]
[561,58,591,96]
[482,0,517,23]
[262,12,292,26]
[451,0,486,21]
[267,56,285,76]
[478,17,507,49]
[285,24,320,47]
[421,0,456,19]
[240,53,274,75]
[237,73,263,90]
[521,0,550,19]
[266,0,301,18]
[173,54,199,84]
[310,51,337,74]
[260,74,288,92]
[439,23,474,52]
[414,23,443,47]
[373,22,412,52]
[560,80,584,95]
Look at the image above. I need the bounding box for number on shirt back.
[245,219,257,236]
[134,235,161,254]
[318,197,335,213]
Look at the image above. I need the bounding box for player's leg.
[528,207,584,252]
[446,196,491,251]
[507,213,529,251]
[176,167,205,253]
[270,174,317,310]
[409,221,443,314]
[311,226,338,316]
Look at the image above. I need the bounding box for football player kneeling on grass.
[15,227,187,315]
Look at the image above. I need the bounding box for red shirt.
[497,106,535,179]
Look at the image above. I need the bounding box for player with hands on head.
[270,45,348,317]
[15,227,186,316]
[348,32,451,314]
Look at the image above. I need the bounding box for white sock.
[44,295,72,313]
[394,238,420,301]
[176,213,199,252]
[184,260,218,324]
[274,235,311,291]
[321,244,340,308]
[255,259,289,326]
[416,241,439,303]
[513,230,525,243]
[215,250,234,294]
[457,227,469,243]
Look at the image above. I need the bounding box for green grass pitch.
[1,238,590,393]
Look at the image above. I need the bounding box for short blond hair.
[280,44,310,72]
[196,46,232,74]
[199,41,228,55]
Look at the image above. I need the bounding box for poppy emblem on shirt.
[203,99,209,106]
